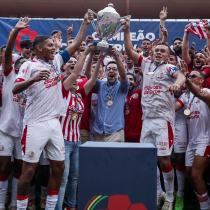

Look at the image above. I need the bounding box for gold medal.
[107,100,113,107]
[71,112,78,120]
[184,108,191,116]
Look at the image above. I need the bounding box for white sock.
[176,169,185,197]
[0,179,8,209]
[197,192,210,210]
[157,166,163,196]
[17,195,28,210]
[10,177,18,207]
[45,191,58,210]
[162,169,174,202]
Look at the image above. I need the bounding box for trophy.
[90,3,131,51]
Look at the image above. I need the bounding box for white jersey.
[139,57,179,125]
[0,70,25,137]
[175,108,187,125]
[16,54,66,126]
[179,89,210,144]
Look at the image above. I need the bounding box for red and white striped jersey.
[60,86,85,142]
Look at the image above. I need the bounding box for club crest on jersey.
[132,93,139,99]
[167,66,178,74]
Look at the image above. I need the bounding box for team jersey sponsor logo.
[188,111,200,119]
[132,93,139,99]
[44,75,61,88]
[143,85,162,95]
[13,93,27,107]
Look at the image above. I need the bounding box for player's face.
[42,39,56,60]
[21,47,31,59]
[141,40,151,54]
[173,40,182,51]
[127,74,135,90]
[168,55,177,66]
[193,53,206,70]
[153,45,169,63]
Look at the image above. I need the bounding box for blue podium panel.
[78,142,157,210]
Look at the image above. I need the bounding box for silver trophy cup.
[90,3,131,51]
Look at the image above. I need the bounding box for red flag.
[185,19,209,39]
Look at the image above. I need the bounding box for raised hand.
[67,25,73,36]
[159,6,168,21]
[15,17,30,30]
[84,9,94,24]
[121,17,130,31]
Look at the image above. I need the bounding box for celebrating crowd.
[0,5,210,210]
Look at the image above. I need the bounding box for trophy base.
[93,41,112,52]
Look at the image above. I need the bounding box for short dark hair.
[33,36,50,50]
[126,72,136,82]
[173,37,182,44]
[20,39,32,49]
[51,30,62,36]
[105,61,117,70]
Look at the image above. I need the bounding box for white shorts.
[185,142,209,167]
[21,118,65,163]
[174,123,188,153]
[140,118,174,156]
[0,130,22,160]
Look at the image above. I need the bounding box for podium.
[78,142,157,210]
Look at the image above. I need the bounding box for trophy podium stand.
[78,142,157,210]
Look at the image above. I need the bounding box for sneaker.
[157,192,166,209]
[174,195,184,210]
[161,200,173,210]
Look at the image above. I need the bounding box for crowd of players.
[0,6,209,210]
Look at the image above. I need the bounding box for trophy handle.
[109,15,131,39]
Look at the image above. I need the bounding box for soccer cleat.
[174,195,184,210]
[157,192,166,209]
[161,200,173,210]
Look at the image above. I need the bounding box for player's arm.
[63,46,93,91]
[65,10,93,56]
[159,6,168,43]
[84,52,103,95]
[175,99,184,112]
[182,29,192,65]
[186,78,210,106]
[169,71,186,94]
[124,18,141,65]
[4,17,29,76]
[13,70,50,94]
